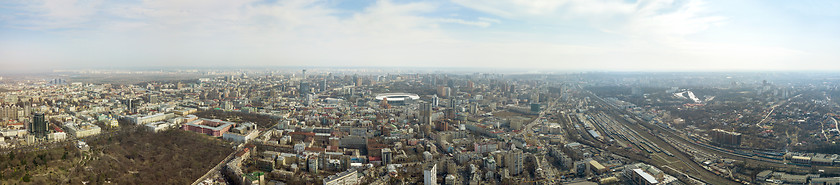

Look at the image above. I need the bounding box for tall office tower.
[431,95,439,107]
[508,84,516,94]
[299,82,311,96]
[123,98,137,113]
[424,163,438,185]
[30,113,48,138]
[302,69,307,80]
[420,102,432,125]
[320,78,327,92]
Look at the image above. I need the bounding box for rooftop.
[185,119,236,131]
[633,169,658,184]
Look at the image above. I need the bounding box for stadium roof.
[374,93,420,101]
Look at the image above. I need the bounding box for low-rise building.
[146,121,177,133]
[323,169,358,185]
[48,132,66,141]
[589,160,607,174]
[473,141,497,154]
[128,113,175,125]
[629,169,658,185]
[64,122,101,138]
[811,177,840,185]
[223,122,260,143]
[183,118,235,137]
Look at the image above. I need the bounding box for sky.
[1,0,839,73]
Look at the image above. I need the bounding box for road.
[757,94,801,127]
[520,101,556,140]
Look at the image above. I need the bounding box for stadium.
[374,93,420,105]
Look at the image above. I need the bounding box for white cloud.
[478,17,501,24]
[437,18,492,27]
[452,0,723,39]
[5,0,103,29]
[0,0,834,71]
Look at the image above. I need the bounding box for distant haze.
[1,0,839,72]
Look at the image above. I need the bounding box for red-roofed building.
[183,119,236,137]
[8,122,24,129]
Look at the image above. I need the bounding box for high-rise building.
[123,98,138,113]
[302,69,307,80]
[431,95,439,107]
[29,113,48,138]
[710,129,742,146]
[445,99,457,119]
[420,102,432,125]
[506,150,524,176]
[308,156,319,174]
[148,94,160,104]
[424,163,437,185]
[354,75,363,86]
[530,93,540,103]
[437,86,452,97]
[382,148,392,165]
[530,103,541,113]
[299,82,311,96]
[321,78,327,92]
[0,105,23,121]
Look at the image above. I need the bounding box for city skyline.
[1,0,839,72]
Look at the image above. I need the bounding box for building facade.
[183,119,236,137]
[710,129,742,146]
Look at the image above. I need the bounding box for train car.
[757,151,785,156]
[756,155,783,161]
[786,162,812,167]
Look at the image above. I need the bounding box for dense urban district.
[3,70,840,185]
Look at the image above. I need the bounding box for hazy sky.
[1,0,839,72]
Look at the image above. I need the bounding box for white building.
[64,122,101,138]
[323,169,358,185]
[0,129,27,137]
[223,122,260,143]
[630,169,659,185]
[128,113,175,125]
[145,121,177,133]
[424,163,437,185]
[105,118,119,128]
[49,132,67,141]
